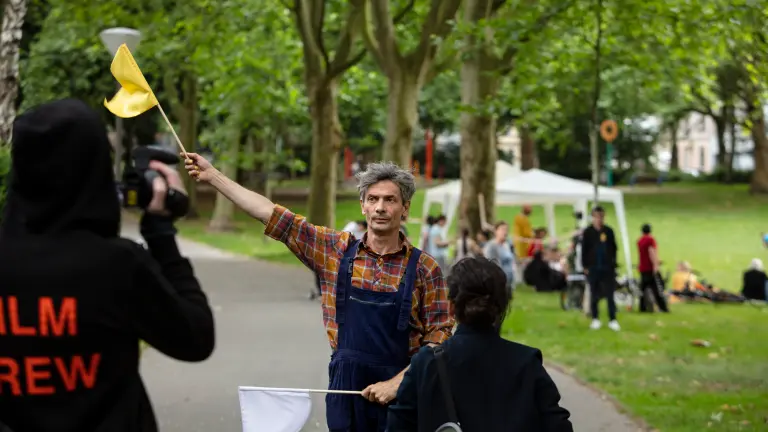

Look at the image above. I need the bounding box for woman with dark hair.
[387,257,573,432]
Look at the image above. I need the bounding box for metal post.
[606,142,613,186]
[100,27,142,180]
[590,128,599,206]
[114,116,124,179]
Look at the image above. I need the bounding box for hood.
[2,98,121,237]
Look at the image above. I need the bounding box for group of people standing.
[420,216,519,296]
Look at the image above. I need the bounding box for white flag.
[238,386,312,432]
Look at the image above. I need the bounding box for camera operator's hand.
[147,160,187,215]
[183,152,216,183]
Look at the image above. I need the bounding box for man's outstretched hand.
[362,377,400,405]
[182,152,215,183]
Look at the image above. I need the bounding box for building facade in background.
[655,108,761,175]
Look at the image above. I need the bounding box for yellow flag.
[104,44,158,118]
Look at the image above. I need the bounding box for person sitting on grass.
[526,227,549,257]
[742,258,767,302]
[387,257,573,432]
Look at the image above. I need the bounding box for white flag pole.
[239,386,362,395]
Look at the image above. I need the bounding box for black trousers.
[588,270,616,321]
[639,271,669,312]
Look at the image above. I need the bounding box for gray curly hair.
[356,161,416,203]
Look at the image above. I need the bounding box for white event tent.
[420,168,632,279]
[420,160,520,231]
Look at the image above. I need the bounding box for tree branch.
[491,0,508,13]
[293,0,325,73]
[368,0,405,72]
[498,1,574,73]
[326,4,362,80]
[424,51,456,83]
[314,0,330,70]
[328,0,415,80]
[689,87,716,118]
[408,0,462,72]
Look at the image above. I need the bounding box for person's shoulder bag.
[433,346,463,432]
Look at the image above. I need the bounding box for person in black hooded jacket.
[0,99,215,432]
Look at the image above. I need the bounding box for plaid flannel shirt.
[265,205,454,356]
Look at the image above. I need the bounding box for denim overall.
[326,239,422,432]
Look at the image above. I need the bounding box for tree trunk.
[245,134,268,194]
[208,128,240,232]
[714,114,726,172]
[306,79,342,228]
[726,104,736,182]
[459,0,500,236]
[669,122,679,170]
[382,68,420,167]
[747,102,768,194]
[178,73,199,218]
[0,0,27,145]
[520,125,538,170]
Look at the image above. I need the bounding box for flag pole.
[239,386,363,396]
[156,104,188,158]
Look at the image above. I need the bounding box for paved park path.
[122,223,643,432]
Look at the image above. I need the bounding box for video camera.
[118,144,189,219]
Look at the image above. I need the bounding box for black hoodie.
[0,99,215,432]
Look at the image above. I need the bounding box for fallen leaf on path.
[649,333,659,341]
[708,352,719,359]
[655,320,665,327]
[558,321,566,328]
[615,358,624,365]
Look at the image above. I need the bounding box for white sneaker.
[590,319,602,330]
[608,320,621,331]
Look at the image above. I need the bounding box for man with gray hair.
[183,154,453,432]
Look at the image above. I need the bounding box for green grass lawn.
[177,182,768,431]
[505,289,767,432]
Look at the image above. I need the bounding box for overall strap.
[434,346,460,426]
[397,247,422,331]
[335,238,361,325]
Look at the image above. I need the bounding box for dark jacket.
[742,269,767,301]
[580,224,617,272]
[0,99,215,432]
[387,325,573,432]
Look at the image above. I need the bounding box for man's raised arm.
[184,153,346,272]
[185,152,275,223]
